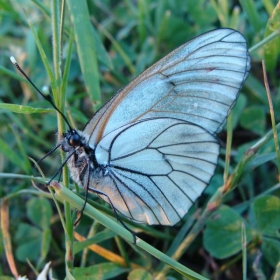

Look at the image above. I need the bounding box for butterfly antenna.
[10,56,73,130]
[46,149,76,185]
[37,142,62,164]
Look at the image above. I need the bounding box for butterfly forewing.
[84,28,250,145]
[69,28,250,225]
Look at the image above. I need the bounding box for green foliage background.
[0,0,280,279]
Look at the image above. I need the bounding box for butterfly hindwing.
[91,118,219,225]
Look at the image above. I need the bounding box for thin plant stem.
[51,0,74,272]
[242,223,247,280]
[262,60,280,182]
[249,30,280,53]
[224,112,233,183]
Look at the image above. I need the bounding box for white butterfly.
[61,29,250,225]
[60,28,250,226]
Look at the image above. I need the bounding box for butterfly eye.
[68,132,81,147]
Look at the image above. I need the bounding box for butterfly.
[12,28,250,234]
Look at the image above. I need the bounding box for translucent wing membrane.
[84,28,250,144]
[71,28,250,226]
[92,118,219,225]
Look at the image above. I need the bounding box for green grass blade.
[239,0,262,32]
[242,223,247,280]
[263,3,280,73]
[0,137,29,174]
[31,0,51,16]
[0,103,54,114]
[93,19,136,75]
[67,0,101,110]
[51,0,62,92]
[73,229,117,254]
[61,33,73,105]
[25,14,55,89]
[53,182,207,280]
[0,65,26,81]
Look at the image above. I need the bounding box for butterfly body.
[62,130,102,184]
[60,28,251,226]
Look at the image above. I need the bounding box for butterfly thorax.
[61,129,106,187]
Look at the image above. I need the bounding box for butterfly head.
[68,130,82,146]
[62,129,86,152]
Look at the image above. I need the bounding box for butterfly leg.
[88,186,137,244]
[80,173,136,245]
[73,161,137,244]
[74,161,91,226]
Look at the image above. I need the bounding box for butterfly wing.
[84,28,250,145]
[81,28,250,225]
[92,118,219,225]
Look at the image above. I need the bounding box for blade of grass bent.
[52,182,207,280]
